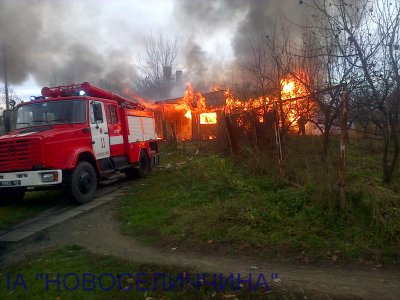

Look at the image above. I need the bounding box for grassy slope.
[0,191,63,229]
[120,139,400,264]
[0,245,290,299]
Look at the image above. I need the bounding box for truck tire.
[66,161,97,204]
[125,150,150,179]
[0,188,25,206]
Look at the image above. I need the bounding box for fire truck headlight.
[79,90,86,96]
[42,172,58,182]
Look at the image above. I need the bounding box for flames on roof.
[149,73,314,141]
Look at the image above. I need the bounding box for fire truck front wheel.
[65,161,98,204]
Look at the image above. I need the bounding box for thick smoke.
[173,0,245,34]
[174,0,308,90]
[1,0,310,97]
[0,0,136,93]
[181,38,208,89]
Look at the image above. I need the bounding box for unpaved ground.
[0,187,399,299]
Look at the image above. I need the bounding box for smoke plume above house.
[174,0,307,89]
[1,0,310,96]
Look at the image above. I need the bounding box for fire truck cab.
[0,82,159,204]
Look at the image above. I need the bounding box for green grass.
[119,139,400,264]
[0,191,63,229]
[0,245,293,299]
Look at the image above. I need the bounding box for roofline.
[155,90,226,105]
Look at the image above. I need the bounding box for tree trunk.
[322,123,331,162]
[338,91,349,211]
[252,111,260,152]
[382,128,399,183]
[225,115,240,154]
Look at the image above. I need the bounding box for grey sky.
[0,0,304,100]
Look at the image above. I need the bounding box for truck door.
[106,104,124,156]
[90,101,110,160]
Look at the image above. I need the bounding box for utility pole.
[338,88,349,211]
[273,101,284,176]
[2,41,9,110]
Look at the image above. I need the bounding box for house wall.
[154,108,192,141]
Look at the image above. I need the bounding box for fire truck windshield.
[16,100,87,129]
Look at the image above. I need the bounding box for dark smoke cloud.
[182,38,208,89]
[173,0,245,34]
[174,0,308,89]
[0,0,49,84]
[1,0,311,97]
[0,0,137,93]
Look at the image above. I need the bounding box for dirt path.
[0,198,399,299]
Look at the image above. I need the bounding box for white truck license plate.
[0,180,21,187]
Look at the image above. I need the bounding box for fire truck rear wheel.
[125,150,150,179]
[67,161,98,204]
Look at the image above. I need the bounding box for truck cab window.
[16,100,86,129]
[90,103,103,124]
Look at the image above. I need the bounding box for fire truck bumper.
[0,170,63,188]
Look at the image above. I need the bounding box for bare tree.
[304,0,400,183]
[293,18,356,161]
[1,87,21,112]
[245,23,294,135]
[135,34,180,99]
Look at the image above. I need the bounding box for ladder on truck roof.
[41,82,145,110]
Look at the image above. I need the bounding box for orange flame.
[122,87,158,110]
[224,89,269,114]
[222,74,310,131]
[282,79,295,95]
[185,110,192,119]
[153,72,312,140]
[200,112,217,124]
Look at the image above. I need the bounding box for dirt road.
[0,189,399,299]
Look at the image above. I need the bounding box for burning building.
[152,76,320,142]
[154,84,224,141]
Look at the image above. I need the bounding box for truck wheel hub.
[78,172,92,193]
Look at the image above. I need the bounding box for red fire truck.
[0,82,159,204]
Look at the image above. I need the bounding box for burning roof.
[155,89,225,108]
[151,75,315,141]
